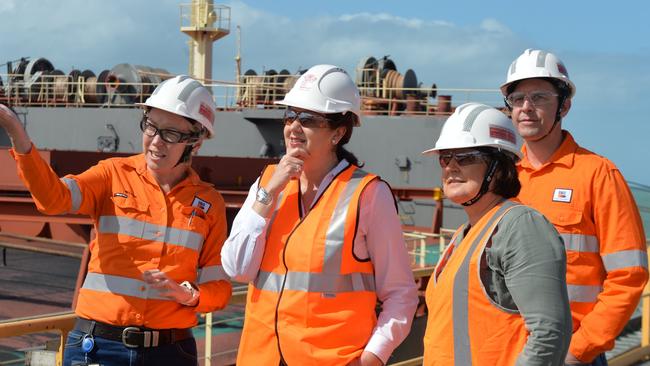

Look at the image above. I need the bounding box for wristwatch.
[256,186,273,205]
[180,281,199,306]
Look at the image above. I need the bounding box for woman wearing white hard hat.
[421,103,572,366]
[222,64,418,366]
[0,75,231,366]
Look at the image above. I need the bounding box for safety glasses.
[283,108,330,128]
[438,151,488,168]
[505,90,559,108]
[140,117,199,144]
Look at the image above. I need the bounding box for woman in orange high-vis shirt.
[0,75,231,366]
[422,103,572,366]
[221,65,418,366]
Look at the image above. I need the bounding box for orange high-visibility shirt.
[12,145,231,329]
[517,131,648,361]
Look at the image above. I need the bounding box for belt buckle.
[122,327,141,348]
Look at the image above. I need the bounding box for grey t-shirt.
[458,205,572,366]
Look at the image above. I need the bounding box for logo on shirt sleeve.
[192,196,212,213]
[552,188,573,203]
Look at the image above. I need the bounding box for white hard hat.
[422,103,522,159]
[275,64,361,126]
[500,49,575,98]
[137,75,216,138]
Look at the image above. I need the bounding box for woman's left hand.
[143,269,193,304]
[347,351,384,366]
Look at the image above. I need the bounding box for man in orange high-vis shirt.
[0,75,231,366]
[501,49,648,365]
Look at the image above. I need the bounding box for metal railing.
[0,72,505,116]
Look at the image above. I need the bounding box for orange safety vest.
[13,148,231,329]
[517,132,648,361]
[237,164,379,366]
[424,201,527,366]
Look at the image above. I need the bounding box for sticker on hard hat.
[489,125,516,144]
[199,103,214,124]
[557,62,569,77]
[299,74,317,90]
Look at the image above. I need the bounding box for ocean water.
[629,181,650,240]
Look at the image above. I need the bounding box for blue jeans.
[63,329,198,366]
[589,354,608,366]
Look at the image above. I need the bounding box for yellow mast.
[180,0,230,83]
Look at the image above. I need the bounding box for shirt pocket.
[542,206,584,264]
[109,195,149,219]
[180,206,209,239]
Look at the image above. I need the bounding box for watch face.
[257,187,271,204]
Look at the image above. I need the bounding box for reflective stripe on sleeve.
[567,284,602,303]
[254,270,375,293]
[61,177,82,213]
[560,233,599,253]
[82,272,168,300]
[98,215,204,252]
[197,265,229,283]
[603,250,649,272]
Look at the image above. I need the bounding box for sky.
[1,0,649,184]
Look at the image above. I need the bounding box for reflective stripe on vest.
[198,265,229,284]
[82,272,168,301]
[254,167,375,295]
[61,177,82,213]
[98,215,204,252]
[452,201,518,366]
[324,168,368,274]
[254,270,375,293]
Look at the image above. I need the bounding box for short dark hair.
[478,147,521,198]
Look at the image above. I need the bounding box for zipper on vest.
[272,166,353,364]
[274,182,308,365]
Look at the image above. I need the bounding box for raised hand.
[0,104,31,153]
[264,146,308,195]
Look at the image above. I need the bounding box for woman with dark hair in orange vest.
[221,64,418,366]
[0,75,232,366]
[421,103,573,365]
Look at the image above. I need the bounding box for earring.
[332,139,338,145]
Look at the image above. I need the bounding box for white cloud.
[0,0,15,13]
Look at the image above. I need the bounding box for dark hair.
[327,112,363,167]
[478,147,520,198]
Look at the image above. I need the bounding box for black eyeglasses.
[140,117,199,144]
[438,151,488,168]
[505,90,559,108]
[283,109,330,128]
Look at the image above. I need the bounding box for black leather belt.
[74,318,193,348]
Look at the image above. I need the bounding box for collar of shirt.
[131,153,207,189]
[519,130,579,171]
[304,159,351,209]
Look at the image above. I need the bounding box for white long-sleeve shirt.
[221,160,418,363]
